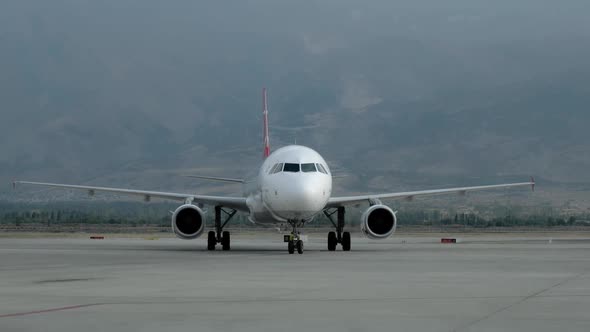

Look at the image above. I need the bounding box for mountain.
[1,1,589,207]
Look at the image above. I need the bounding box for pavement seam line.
[0,303,104,318]
[451,270,588,332]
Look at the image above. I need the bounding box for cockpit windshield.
[269,162,327,174]
[283,163,300,172]
[301,163,316,172]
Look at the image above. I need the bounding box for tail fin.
[262,87,270,158]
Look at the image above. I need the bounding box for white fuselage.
[244,145,332,223]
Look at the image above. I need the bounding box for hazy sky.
[1,0,589,193]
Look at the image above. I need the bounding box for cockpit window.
[283,163,300,172]
[269,163,283,174]
[316,163,328,174]
[301,163,317,172]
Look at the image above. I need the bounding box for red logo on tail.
[262,88,270,158]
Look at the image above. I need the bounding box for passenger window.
[301,163,316,172]
[283,163,300,172]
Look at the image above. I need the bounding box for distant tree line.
[0,201,588,228]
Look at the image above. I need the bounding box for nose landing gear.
[324,207,351,251]
[285,221,304,254]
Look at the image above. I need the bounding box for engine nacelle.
[171,204,206,240]
[360,205,397,240]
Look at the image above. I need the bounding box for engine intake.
[171,204,205,240]
[360,204,397,239]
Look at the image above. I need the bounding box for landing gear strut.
[207,206,237,251]
[324,207,351,251]
[285,221,304,254]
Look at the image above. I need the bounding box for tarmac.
[1,234,589,332]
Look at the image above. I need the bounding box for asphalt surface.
[1,234,589,332]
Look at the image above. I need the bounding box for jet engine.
[171,204,205,240]
[360,205,397,239]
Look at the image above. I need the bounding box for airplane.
[14,88,535,254]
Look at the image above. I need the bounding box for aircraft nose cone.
[284,180,326,215]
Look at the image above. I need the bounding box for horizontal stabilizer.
[183,175,244,183]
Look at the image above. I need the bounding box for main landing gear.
[285,221,304,254]
[323,207,351,251]
[207,206,237,251]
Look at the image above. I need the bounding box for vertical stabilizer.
[262,88,270,158]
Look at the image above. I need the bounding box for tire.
[207,231,216,251]
[327,232,337,251]
[221,231,231,251]
[342,232,351,251]
[296,240,304,254]
[288,241,295,254]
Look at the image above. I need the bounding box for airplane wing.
[14,181,249,211]
[326,178,535,208]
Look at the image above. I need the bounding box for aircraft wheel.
[296,240,304,254]
[342,232,351,251]
[221,231,231,251]
[327,231,337,251]
[207,231,216,251]
[288,241,295,254]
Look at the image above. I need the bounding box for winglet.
[530,176,535,192]
[262,88,270,159]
